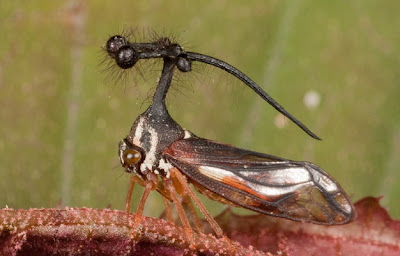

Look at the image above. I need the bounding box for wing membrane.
[163,136,355,224]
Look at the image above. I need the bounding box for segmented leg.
[162,195,174,222]
[182,195,203,233]
[163,177,194,241]
[169,168,227,240]
[132,172,158,229]
[125,176,144,214]
[132,181,153,228]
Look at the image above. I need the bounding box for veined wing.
[163,136,355,224]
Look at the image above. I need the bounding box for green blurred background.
[1,1,399,220]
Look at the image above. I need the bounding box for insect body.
[105,34,355,239]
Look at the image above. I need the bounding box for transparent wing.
[163,136,355,224]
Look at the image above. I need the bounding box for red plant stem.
[0,207,267,256]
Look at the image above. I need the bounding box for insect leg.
[169,168,226,240]
[163,177,194,241]
[181,196,203,233]
[161,195,174,223]
[125,175,144,215]
[133,172,158,228]
[169,171,203,232]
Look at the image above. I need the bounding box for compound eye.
[122,148,142,166]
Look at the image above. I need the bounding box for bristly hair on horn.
[102,28,321,139]
[99,27,191,96]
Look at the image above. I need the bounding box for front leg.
[132,172,158,229]
[125,175,145,215]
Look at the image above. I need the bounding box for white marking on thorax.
[184,130,192,139]
[133,117,145,145]
[158,158,173,178]
[139,124,159,172]
[133,117,159,172]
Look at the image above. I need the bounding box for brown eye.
[123,149,142,166]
